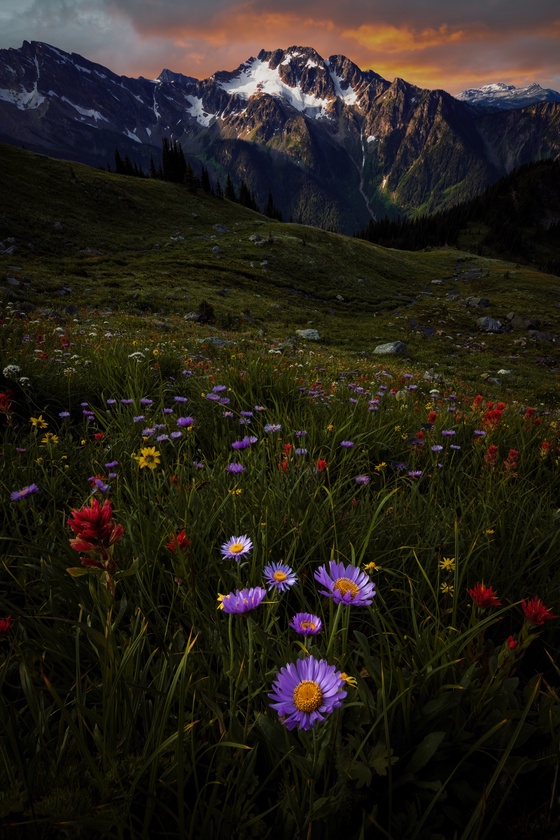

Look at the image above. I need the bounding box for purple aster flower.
[89,477,110,493]
[474,430,486,437]
[163,407,174,415]
[264,423,282,433]
[212,385,227,392]
[296,430,308,437]
[177,416,194,428]
[142,428,155,437]
[223,411,234,418]
[240,411,254,418]
[11,484,39,501]
[340,440,354,448]
[192,460,205,469]
[231,437,252,450]
[121,399,134,405]
[431,445,443,452]
[254,405,266,412]
[174,396,188,403]
[156,434,169,442]
[218,586,266,614]
[206,392,221,401]
[314,560,376,606]
[408,470,423,478]
[104,461,119,468]
[106,398,117,406]
[263,562,298,592]
[290,613,323,636]
[133,415,145,423]
[59,411,70,418]
[268,656,347,730]
[226,462,245,474]
[450,444,462,450]
[441,429,456,436]
[170,431,183,439]
[220,534,252,560]
[220,397,231,405]
[354,474,370,485]
[140,398,153,406]
[295,448,308,456]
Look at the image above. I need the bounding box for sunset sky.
[1,0,559,95]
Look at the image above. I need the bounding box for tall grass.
[1,306,559,838]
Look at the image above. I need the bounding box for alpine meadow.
[1,39,560,840]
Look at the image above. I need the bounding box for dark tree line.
[112,138,283,221]
[356,159,560,276]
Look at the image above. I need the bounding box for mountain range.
[1,40,559,232]
[456,82,560,110]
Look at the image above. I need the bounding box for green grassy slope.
[1,144,560,403]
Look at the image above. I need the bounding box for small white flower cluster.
[2,364,21,379]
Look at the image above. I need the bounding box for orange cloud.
[120,7,560,94]
[341,22,469,55]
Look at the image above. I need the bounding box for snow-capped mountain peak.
[456,81,560,109]
[210,47,365,117]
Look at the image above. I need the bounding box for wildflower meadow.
[1,306,560,839]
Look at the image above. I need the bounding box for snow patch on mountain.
[0,85,44,109]
[217,57,330,115]
[187,95,216,127]
[327,63,358,105]
[60,96,107,121]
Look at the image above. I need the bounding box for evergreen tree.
[225,174,237,202]
[200,166,212,194]
[238,179,258,211]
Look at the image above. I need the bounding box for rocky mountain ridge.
[1,41,559,232]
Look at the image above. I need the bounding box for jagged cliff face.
[1,41,559,232]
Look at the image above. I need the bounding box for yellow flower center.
[293,680,323,713]
[229,542,244,554]
[333,577,359,599]
[300,621,316,631]
[273,570,288,581]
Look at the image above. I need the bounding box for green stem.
[325,602,343,660]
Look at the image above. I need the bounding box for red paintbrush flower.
[68,497,124,554]
[521,597,557,626]
[166,530,191,552]
[0,616,13,634]
[503,448,519,473]
[467,582,502,609]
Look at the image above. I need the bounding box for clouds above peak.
[0,0,558,94]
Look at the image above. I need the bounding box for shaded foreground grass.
[1,307,560,839]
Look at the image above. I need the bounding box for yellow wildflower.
[135,446,161,470]
[440,582,454,596]
[41,432,59,445]
[340,673,358,688]
[30,415,48,429]
[363,561,381,573]
[438,557,456,572]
